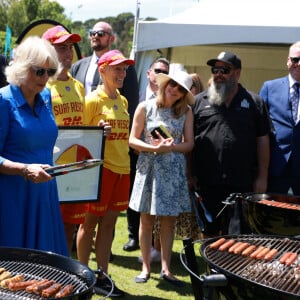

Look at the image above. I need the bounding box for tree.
[0,2,149,60]
[5,0,71,43]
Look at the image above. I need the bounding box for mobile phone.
[151,125,172,139]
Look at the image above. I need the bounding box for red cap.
[42,25,81,44]
[98,50,135,67]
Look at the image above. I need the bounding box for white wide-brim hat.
[156,70,195,105]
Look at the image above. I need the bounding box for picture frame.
[53,126,105,203]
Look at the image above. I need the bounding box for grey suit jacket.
[70,56,100,92]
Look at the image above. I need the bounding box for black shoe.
[109,251,114,262]
[123,239,139,251]
[160,271,185,287]
[94,276,125,297]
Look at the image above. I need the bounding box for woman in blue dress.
[129,71,194,285]
[0,36,68,256]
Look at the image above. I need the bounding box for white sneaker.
[138,247,161,263]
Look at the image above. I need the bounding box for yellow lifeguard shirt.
[85,86,130,174]
[47,75,85,126]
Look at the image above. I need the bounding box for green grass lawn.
[78,211,205,300]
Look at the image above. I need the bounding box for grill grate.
[0,260,89,299]
[203,235,300,297]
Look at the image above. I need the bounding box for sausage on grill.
[0,271,11,282]
[256,247,271,260]
[54,284,74,298]
[209,238,226,249]
[228,242,243,253]
[279,252,293,264]
[41,282,62,298]
[285,252,298,266]
[233,242,250,255]
[264,248,278,261]
[218,239,235,251]
[32,280,56,295]
[0,274,24,288]
[241,245,256,256]
[250,246,265,259]
[8,279,39,291]
[26,279,50,293]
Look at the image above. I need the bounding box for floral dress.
[129,100,191,216]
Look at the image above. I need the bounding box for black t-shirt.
[192,84,270,187]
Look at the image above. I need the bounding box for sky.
[57,0,199,22]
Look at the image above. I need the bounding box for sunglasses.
[168,79,187,94]
[290,57,300,64]
[89,30,111,38]
[31,66,57,77]
[211,66,232,75]
[153,68,168,75]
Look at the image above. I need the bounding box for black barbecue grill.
[0,247,96,299]
[226,193,300,236]
[182,235,300,300]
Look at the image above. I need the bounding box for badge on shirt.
[241,99,249,109]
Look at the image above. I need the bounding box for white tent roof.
[135,0,300,52]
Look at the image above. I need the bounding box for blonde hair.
[6,36,59,86]
[156,80,189,118]
[190,73,204,94]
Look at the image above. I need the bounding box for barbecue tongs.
[215,193,244,218]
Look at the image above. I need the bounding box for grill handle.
[216,193,245,218]
[200,274,228,287]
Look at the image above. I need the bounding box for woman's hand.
[23,164,53,183]
[98,119,111,137]
[151,132,174,153]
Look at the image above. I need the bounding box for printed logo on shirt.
[241,99,250,109]
[62,116,83,126]
[53,102,84,115]
[107,119,130,140]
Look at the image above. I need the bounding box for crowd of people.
[0,20,299,298]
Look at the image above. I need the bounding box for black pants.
[126,151,140,241]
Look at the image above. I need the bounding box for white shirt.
[85,53,99,95]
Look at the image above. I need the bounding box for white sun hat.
[156,70,195,105]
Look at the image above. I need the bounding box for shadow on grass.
[99,249,208,299]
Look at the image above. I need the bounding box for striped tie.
[291,82,300,123]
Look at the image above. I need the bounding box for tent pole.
[130,0,140,60]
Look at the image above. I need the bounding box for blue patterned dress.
[129,100,191,216]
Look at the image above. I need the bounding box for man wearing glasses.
[191,51,270,238]
[259,41,300,196]
[139,57,170,102]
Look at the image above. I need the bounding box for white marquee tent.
[134,0,300,93]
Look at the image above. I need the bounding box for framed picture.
[53,126,105,203]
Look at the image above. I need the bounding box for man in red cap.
[42,25,87,254]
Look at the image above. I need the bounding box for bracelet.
[21,164,29,180]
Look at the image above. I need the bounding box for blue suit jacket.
[259,76,300,176]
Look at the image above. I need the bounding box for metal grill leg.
[183,238,203,300]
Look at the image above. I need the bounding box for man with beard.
[191,51,270,237]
